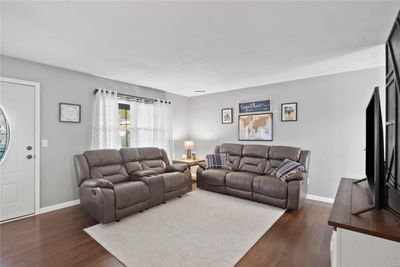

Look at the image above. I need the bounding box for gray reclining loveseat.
[74,147,192,223]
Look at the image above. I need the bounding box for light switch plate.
[42,139,48,147]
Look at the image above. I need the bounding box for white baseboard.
[39,199,80,214]
[306,194,334,204]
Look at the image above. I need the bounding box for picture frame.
[59,103,81,123]
[221,108,233,124]
[238,112,273,141]
[239,100,270,113]
[281,102,297,122]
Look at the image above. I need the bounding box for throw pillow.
[205,153,229,169]
[272,159,300,178]
[280,166,305,182]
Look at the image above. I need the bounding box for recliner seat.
[197,143,310,210]
[74,147,192,223]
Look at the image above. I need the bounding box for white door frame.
[0,77,41,216]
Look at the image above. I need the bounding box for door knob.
[26,146,32,150]
[26,155,33,159]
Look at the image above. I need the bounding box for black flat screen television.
[365,87,386,209]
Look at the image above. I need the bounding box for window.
[119,103,131,148]
[0,107,10,162]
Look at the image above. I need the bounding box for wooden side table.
[173,159,205,182]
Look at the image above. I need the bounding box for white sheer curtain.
[130,100,154,147]
[130,100,174,158]
[154,100,174,158]
[91,89,120,149]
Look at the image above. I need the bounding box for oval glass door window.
[0,107,10,162]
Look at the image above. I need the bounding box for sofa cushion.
[141,159,167,174]
[242,145,269,158]
[120,147,140,162]
[114,181,149,209]
[237,145,269,174]
[138,147,163,160]
[163,172,187,192]
[217,143,243,171]
[253,176,287,199]
[225,171,257,191]
[202,169,230,186]
[120,148,142,173]
[266,146,302,174]
[84,149,129,183]
[84,149,123,167]
[269,146,301,161]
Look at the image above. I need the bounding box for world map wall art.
[238,113,273,141]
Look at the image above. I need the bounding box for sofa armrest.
[285,172,305,183]
[81,178,114,189]
[166,164,187,173]
[137,175,165,206]
[199,162,207,169]
[79,186,116,223]
[74,154,90,186]
[131,169,157,177]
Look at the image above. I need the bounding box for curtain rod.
[93,88,171,104]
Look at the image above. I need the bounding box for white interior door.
[0,81,36,221]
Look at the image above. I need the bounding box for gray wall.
[0,53,386,205]
[0,55,189,208]
[188,67,385,199]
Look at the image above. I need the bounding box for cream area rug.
[84,189,285,267]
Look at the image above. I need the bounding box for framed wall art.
[281,102,297,122]
[221,108,233,124]
[239,100,270,113]
[238,112,273,141]
[59,103,81,123]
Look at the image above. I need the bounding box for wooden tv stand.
[328,178,400,266]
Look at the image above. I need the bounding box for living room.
[1,1,400,267]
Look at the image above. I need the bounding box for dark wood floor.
[1,190,332,267]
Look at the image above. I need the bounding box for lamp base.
[186,149,192,159]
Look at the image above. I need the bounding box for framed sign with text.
[239,100,270,113]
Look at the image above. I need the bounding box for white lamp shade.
[184,141,194,149]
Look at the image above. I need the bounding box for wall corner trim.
[306,194,334,204]
[39,199,80,214]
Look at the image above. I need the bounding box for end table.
[173,158,205,182]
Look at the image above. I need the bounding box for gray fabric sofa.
[74,147,192,223]
[196,143,310,210]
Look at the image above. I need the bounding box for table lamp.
[184,141,194,159]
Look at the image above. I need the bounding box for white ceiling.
[1,1,399,97]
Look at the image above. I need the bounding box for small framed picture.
[221,108,233,124]
[59,103,81,123]
[281,102,297,122]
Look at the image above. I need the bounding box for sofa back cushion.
[83,149,129,184]
[138,147,167,174]
[216,143,243,171]
[266,146,302,174]
[120,148,143,174]
[238,145,269,174]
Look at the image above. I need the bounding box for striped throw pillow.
[205,153,229,169]
[272,159,301,178]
